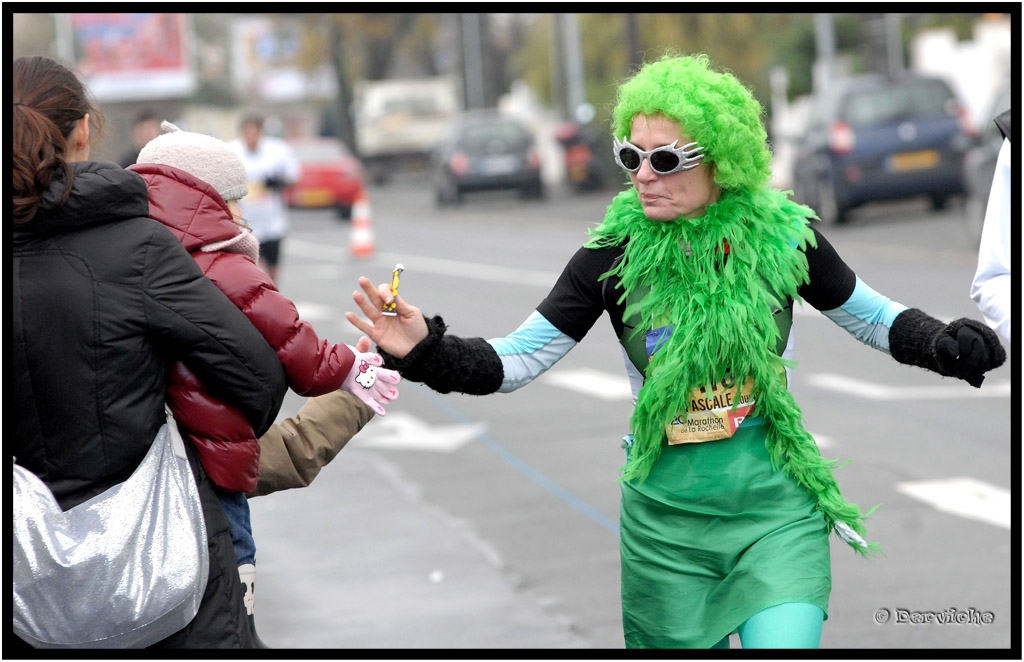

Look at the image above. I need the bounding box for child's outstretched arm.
[251,390,373,497]
[252,337,389,495]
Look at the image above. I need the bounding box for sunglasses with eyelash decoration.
[613,137,705,175]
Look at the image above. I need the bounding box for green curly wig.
[610,53,772,192]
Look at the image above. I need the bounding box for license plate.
[887,150,940,172]
[480,155,518,175]
[297,189,334,206]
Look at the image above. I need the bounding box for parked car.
[283,137,364,219]
[792,73,973,224]
[962,82,1010,245]
[432,110,544,205]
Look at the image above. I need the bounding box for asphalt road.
[250,176,1015,653]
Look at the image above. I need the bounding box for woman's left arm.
[799,226,1005,387]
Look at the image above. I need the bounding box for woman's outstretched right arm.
[346,277,578,396]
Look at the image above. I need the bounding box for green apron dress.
[619,419,831,648]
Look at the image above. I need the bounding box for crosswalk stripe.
[541,368,632,400]
[804,373,1011,399]
[896,477,1011,530]
[541,369,1011,402]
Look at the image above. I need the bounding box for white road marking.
[793,302,956,324]
[286,240,561,288]
[541,368,633,400]
[351,412,485,452]
[539,369,1010,405]
[896,477,1011,530]
[285,238,353,262]
[805,373,1011,399]
[374,251,558,288]
[292,300,338,321]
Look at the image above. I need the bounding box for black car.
[962,82,1010,245]
[433,110,544,205]
[792,73,973,224]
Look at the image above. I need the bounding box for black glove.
[890,309,1006,388]
[263,175,288,191]
[377,315,504,395]
[934,318,1006,387]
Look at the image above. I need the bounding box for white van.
[354,75,461,184]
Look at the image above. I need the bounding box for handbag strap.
[164,406,188,461]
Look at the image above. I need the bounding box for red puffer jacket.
[130,163,355,493]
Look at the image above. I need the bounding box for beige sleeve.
[250,390,375,497]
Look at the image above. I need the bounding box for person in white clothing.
[229,113,300,283]
[970,109,1012,345]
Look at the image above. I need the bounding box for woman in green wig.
[346,53,1005,648]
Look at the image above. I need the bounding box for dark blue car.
[432,110,544,206]
[792,73,972,225]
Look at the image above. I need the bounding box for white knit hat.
[136,121,249,201]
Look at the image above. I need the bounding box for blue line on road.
[414,385,621,537]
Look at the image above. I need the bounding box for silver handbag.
[13,408,209,649]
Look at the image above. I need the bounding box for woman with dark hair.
[12,55,288,649]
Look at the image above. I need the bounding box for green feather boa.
[587,187,879,555]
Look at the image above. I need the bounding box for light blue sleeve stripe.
[821,276,908,353]
[619,345,644,404]
[487,311,577,393]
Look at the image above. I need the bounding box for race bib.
[665,374,758,444]
[643,325,763,444]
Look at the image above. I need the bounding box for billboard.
[230,16,336,102]
[60,13,197,102]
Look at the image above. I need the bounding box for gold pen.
[381,263,404,316]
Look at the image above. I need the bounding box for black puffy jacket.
[12,161,288,649]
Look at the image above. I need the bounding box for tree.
[289,13,450,156]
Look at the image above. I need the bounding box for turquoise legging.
[710,603,824,649]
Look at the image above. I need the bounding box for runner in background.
[229,113,300,284]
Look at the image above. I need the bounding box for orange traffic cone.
[349,188,376,259]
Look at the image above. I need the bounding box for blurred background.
[10,12,1012,190]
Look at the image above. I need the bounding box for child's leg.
[217,490,256,565]
[237,562,268,647]
[737,602,824,649]
[216,491,268,647]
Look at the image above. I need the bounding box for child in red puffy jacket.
[130,121,400,644]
